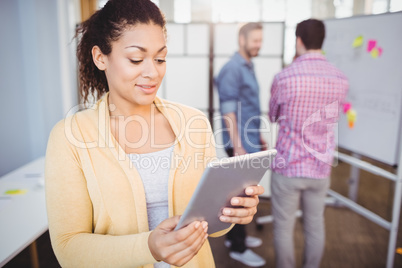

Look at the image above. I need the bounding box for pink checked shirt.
[269,52,348,178]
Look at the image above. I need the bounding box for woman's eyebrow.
[125,45,167,52]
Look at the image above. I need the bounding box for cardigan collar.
[96,92,186,158]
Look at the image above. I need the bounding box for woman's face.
[103,23,167,108]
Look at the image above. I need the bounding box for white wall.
[0,1,32,175]
[0,0,78,176]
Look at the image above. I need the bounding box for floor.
[4,158,402,268]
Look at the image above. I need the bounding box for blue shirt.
[215,52,261,153]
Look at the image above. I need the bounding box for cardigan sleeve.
[45,120,157,268]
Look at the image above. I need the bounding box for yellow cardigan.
[45,93,230,267]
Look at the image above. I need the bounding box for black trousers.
[225,148,247,253]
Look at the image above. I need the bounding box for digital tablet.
[174,149,277,234]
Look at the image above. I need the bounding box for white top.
[128,146,174,268]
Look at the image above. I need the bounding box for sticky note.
[378,47,383,57]
[348,120,355,129]
[371,47,379,58]
[4,189,28,195]
[367,39,377,52]
[343,103,352,114]
[352,36,363,48]
[346,109,357,122]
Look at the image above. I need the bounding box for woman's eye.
[130,60,143,64]
[156,59,166,64]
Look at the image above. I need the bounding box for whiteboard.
[323,12,402,165]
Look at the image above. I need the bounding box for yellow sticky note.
[5,189,28,195]
[371,47,379,59]
[346,109,357,122]
[352,35,364,48]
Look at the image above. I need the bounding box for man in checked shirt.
[268,19,349,268]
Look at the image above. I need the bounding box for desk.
[0,157,47,267]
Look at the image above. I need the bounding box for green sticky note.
[5,189,28,195]
[346,109,357,122]
[352,35,364,48]
[371,47,379,58]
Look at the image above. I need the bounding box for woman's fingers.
[149,219,208,266]
[231,195,259,208]
[245,185,264,196]
[163,223,208,265]
[219,196,258,225]
[218,184,265,225]
[167,234,207,267]
[220,214,254,224]
[161,221,207,259]
[220,205,257,224]
[222,205,257,217]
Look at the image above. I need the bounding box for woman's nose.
[142,59,158,79]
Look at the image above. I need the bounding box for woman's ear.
[92,46,107,71]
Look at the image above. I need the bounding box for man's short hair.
[295,19,325,50]
[239,22,263,38]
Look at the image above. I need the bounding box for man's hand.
[233,146,247,156]
[260,136,268,151]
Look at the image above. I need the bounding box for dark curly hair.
[75,0,166,103]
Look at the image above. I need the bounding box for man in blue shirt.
[215,22,266,267]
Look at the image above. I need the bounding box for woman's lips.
[136,84,157,94]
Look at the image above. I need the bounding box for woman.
[45,0,264,267]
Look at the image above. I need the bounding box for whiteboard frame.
[323,12,402,268]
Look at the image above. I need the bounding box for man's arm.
[223,112,247,156]
[217,66,246,155]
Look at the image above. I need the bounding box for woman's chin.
[135,93,158,106]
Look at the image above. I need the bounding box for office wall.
[0,1,32,175]
[0,0,78,176]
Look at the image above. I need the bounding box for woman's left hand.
[219,185,264,225]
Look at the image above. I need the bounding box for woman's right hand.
[148,216,208,267]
